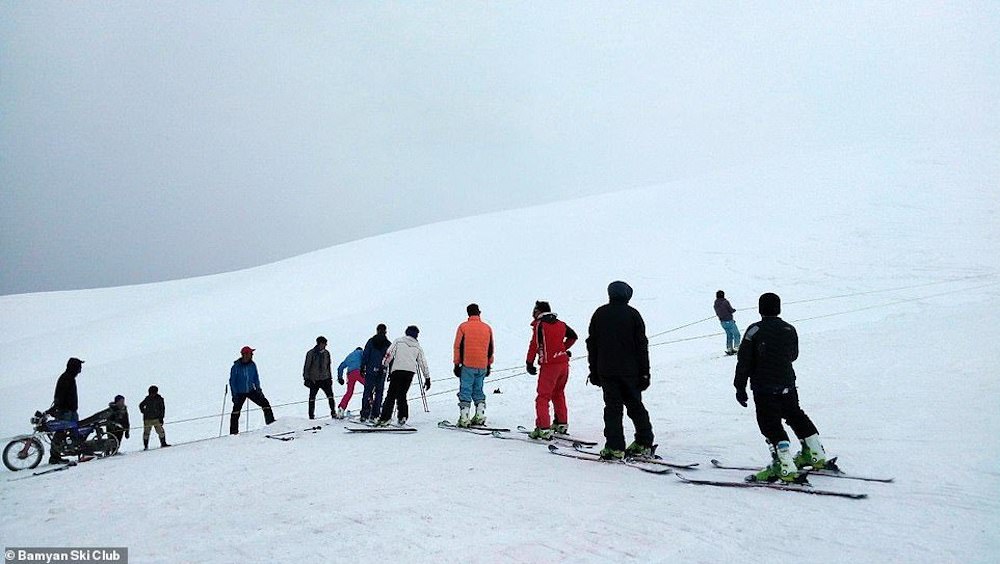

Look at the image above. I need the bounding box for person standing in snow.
[586,281,655,460]
[359,324,391,423]
[714,290,741,355]
[336,346,365,418]
[139,385,170,450]
[303,336,336,420]
[453,303,494,427]
[734,292,828,483]
[45,357,84,464]
[229,346,276,434]
[376,325,431,427]
[526,300,578,439]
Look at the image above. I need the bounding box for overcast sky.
[1,2,997,295]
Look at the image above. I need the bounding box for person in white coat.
[375,325,431,426]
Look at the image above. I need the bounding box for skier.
[376,325,431,427]
[359,324,391,423]
[303,336,336,420]
[229,346,276,434]
[586,281,655,460]
[452,303,494,427]
[714,290,741,355]
[139,385,170,450]
[45,357,84,464]
[336,346,365,418]
[734,292,828,483]
[525,301,578,439]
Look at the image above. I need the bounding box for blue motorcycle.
[3,410,120,471]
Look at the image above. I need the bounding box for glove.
[337,377,345,386]
[125,431,130,439]
[736,388,748,407]
[159,419,164,425]
[639,375,650,392]
[588,373,601,387]
[424,378,431,391]
[486,366,491,376]
[526,362,537,376]
[454,364,462,377]
[565,350,572,358]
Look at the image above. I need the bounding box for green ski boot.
[625,441,652,458]
[529,427,553,440]
[599,447,625,460]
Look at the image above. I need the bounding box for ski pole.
[218,384,229,437]
[417,367,429,413]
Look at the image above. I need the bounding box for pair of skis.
[264,425,323,441]
[709,458,894,483]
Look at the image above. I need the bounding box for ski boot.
[529,427,553,440]
[335,407,347,420]
[397,417,407,427]
[599,447,625,460]
[470,403,487,426]
[457,406,471,428]
[143,439,149,451]
[374,419,390,427]
[625,441,652,458]
[748,441,799,483]
[794,434,827,469]
[551,422,569,435]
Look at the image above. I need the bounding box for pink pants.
[535,363,569,429]
[339,369,365,410]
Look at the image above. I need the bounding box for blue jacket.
[337,348,363,378]
[230,360,262,395]
[361,334,391,376]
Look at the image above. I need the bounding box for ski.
[344,425,417,433]
[548,445,671,474]
[265,425,322,441]
[709,458,893,483]
[7,461,78,482]
[572,444,699,469]
[674,473,868,499]
[490,430,553,445]
[265,435,294,441]
[516,425,598,446]
[437,421,494,435]
[439,420,510,432]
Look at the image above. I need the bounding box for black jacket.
[734,316,799,393]
[586,301,650,378]
[51,370,78,413]
[139,394,166,421]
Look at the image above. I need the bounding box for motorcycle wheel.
[3,437,44,471]
[100,434,120,457]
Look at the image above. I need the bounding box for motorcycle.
[3,410,121,471]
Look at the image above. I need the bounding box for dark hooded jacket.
[50,365,81,414]
[734,316,799,393]
[361,332,392,377]
[586,281,650,377]
[139,393,166,421]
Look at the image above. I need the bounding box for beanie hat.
[114,394,125,403]
[316,336,327,344]
[405,325,419,338]
[148,385,158,394]
[467,303,481,316]
[759,292,781,316]
[716,290,724,299]
[608,281,634,303]
[534,300,551,314]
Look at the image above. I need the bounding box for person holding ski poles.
[375,326,430,427]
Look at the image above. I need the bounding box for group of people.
[44,358,170,464]
[45,280,829,483]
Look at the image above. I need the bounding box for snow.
[2,141,999,562]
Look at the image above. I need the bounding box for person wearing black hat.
[360,324,391,423]
[734,292,828,483]
[303,336,336,419]
[375,325,431,427]
[139,385,170,450]
[526,300,578,439]
[586,281,655,460]
[229,346,276,434]
[714,290,741,355]
[45,357,84,464]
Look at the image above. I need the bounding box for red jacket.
[526,313,578,365]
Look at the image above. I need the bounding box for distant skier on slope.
[359,324,391,423]
[525,300,577,439]
[734,292,828,483]
[229,346,276,434]
[375,325,430,427]
[303,336,336,420]
[714,290,741,355]
[586,281,655,460]
[336,346,365,418]
[453,303,494,427]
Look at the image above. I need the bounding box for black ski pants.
[230,389,276,435]
[379,370,414,422]
[753,387,819,446]
[306,379,336,419]
[360,369,386,420]
[601,375,654,451]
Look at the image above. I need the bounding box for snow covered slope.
[2,141,998,562]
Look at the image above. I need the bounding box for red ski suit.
[526,313,578,429]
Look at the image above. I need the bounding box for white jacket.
[383,336,430,378]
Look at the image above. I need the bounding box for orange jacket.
[454,316,494,369]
